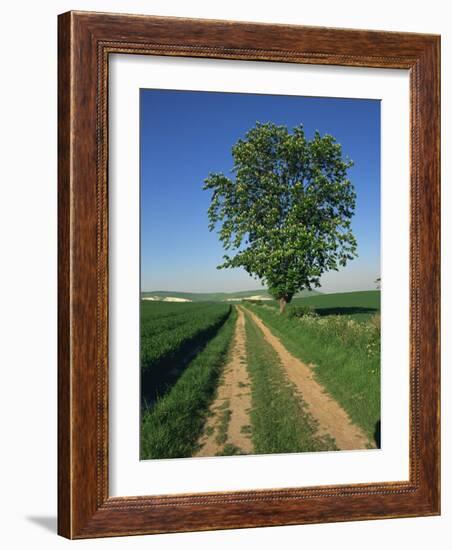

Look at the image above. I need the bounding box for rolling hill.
[141,289,321,302]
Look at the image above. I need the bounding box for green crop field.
[140,301,231,405]
[264,290,380,322]
[141,308,237,459]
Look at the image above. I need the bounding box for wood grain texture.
[57,11,440,539]
[57,11,72,538]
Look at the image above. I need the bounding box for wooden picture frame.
[58,11,440,539]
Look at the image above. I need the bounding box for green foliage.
[244,313,336,453]
[140,308,237,459]
[286,305,316,319]
[245,304,380,441]
[204,122,357,305]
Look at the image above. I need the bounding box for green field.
[244,291,381,443]
[141,308,237,459]
[141,301,231,405]
[264,290,380,322]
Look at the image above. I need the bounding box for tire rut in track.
[195,307,253,457]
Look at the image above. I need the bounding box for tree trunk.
[279,297,288,314]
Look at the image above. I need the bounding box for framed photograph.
[58,11,440,538]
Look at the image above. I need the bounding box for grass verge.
[245,305,380,443]
[244,313,336,454]
[140,308,237,459]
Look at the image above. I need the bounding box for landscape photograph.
[139,89,381,460]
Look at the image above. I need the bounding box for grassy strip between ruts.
[140,308,237,459]
[244,312,336,454]
[245,304,380,444]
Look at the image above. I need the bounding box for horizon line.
[140,288,379,295]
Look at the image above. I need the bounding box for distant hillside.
[141,289,321,302]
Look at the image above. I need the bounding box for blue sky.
[140,89,380,294]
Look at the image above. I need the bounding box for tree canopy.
[203,122,358,312]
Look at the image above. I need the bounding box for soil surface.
[242,306,371,450]
[195,308,253,456]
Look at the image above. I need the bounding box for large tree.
[203,122,358,312]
